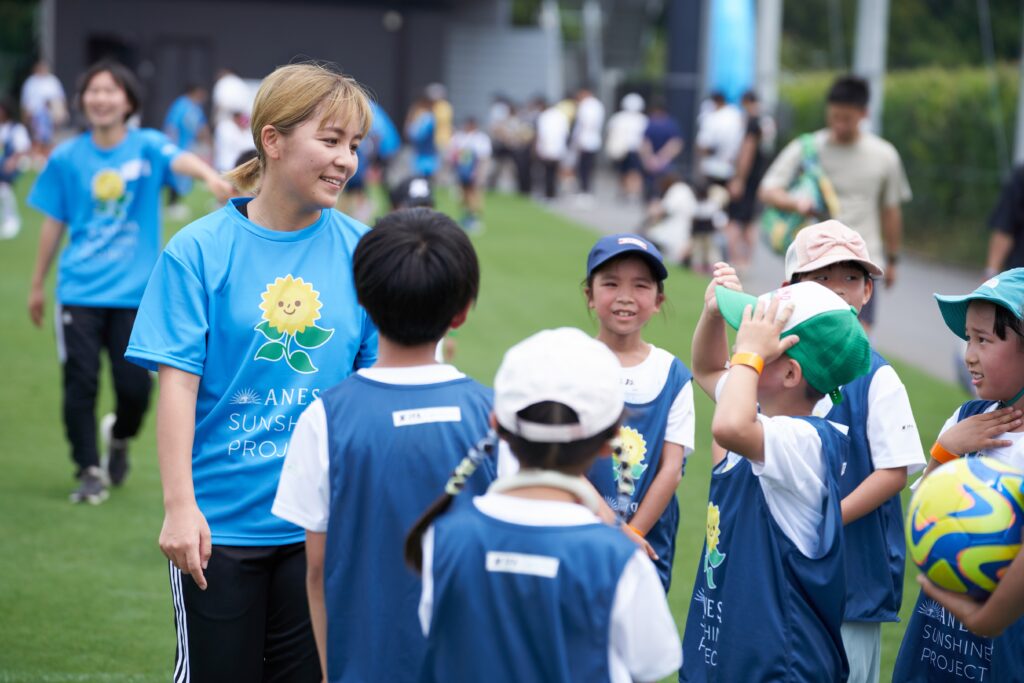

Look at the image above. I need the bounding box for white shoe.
[0,217,20,239]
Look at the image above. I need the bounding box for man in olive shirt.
[760,75,911,330]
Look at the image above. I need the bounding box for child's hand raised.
[937,407,1023,457]
[733,297,799,364]
[704,262,744,318]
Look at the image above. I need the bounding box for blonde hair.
[226,62,373,193]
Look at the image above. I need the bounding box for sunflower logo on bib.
[253,275,334,374]
[612,426,648,496]
[704,501,727,589]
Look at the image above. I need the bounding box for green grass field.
[0,178,967,681]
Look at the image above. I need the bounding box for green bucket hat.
[934,268,1024,341]
[715,281,872,402]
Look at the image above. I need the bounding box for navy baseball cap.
[586,234,668,281]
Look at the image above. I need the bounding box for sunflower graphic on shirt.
[704,501,727,589]
[91,168,131,222]
[612,426,649,496]
[253,275,334,374]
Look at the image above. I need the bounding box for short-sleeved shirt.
[420,493,682,683]
[643,114,683,155]
[28,129,182,307]
[126,198,377,545]
[760,129,911,260]
[988,165,1024,269]
[163,96,207,151]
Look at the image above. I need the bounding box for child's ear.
[448,302,473,330]
[584,286,596,309]
[862,276,875,307]
[782,358,803,389]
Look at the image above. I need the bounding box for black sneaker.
[100,413,130,486]
[70,466,109,505]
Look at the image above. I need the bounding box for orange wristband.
[930,442,960,464]
[730,352,764,375]
[627,524,646,538]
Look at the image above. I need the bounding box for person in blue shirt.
[406,327,682,683]
[405,96,438,179]
[26,60,232,505]
[684,274,872,682]
[162,84,210,215]
[583,234,696,591]
[125,63,376,682]
[640,99,684,203]
[273,207,495,682]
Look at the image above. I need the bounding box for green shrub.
[779,65,1020,265]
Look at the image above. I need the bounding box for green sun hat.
[714,281,871,402]
[934,268,1024,341]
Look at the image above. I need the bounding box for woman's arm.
[156,365,212,590]
[171,151,236,203]
[27,216,65,327]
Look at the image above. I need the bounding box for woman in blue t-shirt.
[27,61,232,505]
[126,63,377,682]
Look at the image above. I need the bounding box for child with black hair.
[406,327,681,683]
[583,233,695,591]
[273,207,495,682]
[892,269,1024,682]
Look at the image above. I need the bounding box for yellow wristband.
[627,524,645,538]
[730,352,764,375]
[931,442,960,464]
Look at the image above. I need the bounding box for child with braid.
[406,327,681,683]
[272,208,495,682]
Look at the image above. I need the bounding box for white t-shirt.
[272,364,467,532]
[450,129,492,161]
[622,345,695,454]
[0,122,31,155]
[813,364,926,475]
[696,105,744,180]
[213,118,256,173]
[212,73,252,124]
[20,73,65,116]
[572,96,606,153]
[535,107,570,161]
[714,373,837,557]
[419,492,682,683]
[605,110,648,160]
[937,403,1024,470]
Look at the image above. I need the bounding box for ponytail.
[225,156,262,194]
[404,430,498,572]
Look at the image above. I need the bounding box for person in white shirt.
[695,92,744,187]
[572,86,605,198]
[214,109,256,173]
[20,60,67,161]
[605,93,648,201]
[0,99,31,238]
[535,100,570,199]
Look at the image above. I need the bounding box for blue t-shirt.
[320,374,495,683]
[163,96,207,151]
[126,198,378,545]
[28,129,182,308]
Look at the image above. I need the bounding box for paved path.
[541,171,978,385]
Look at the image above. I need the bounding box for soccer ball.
[907,456,1024,599]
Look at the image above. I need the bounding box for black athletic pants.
[542,160,559,198]
[577,150,596,194]
[58,305,151,475]
[170,543,321,683]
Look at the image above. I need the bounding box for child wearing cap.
[782,220,926,683]
[406,327,681,683]
[892,269,1024,682]
[683,276,872,682]
[272,208,495,682]
[583,233,696,591]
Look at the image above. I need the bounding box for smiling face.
[267,109,361,212]
[964,301,1024,402]
[794,262,872,313]
[81,70,132,130]
[587,255,664,340]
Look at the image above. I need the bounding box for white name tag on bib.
[486,551,560,578]
[392,406,462,427]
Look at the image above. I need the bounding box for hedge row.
[778,65,1021,264]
